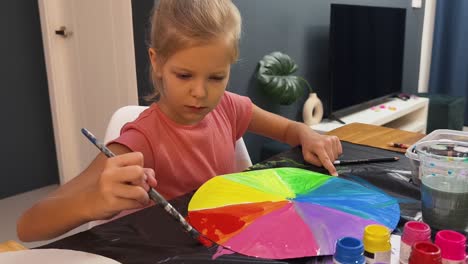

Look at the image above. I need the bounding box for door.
[38,0,138,184]
[0,1,59,199]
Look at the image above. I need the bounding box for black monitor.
[327,4,406,120]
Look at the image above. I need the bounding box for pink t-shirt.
[112,91,252,200]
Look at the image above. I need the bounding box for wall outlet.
[412,0,422,8]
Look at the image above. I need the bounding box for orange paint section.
[188,200,290,244]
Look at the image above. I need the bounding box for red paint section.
[188,200,289,244]
[197,235,214,247]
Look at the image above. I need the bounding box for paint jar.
[333,237,365,264]
[399,221,431,264]
[363,224,391,264]
[408,241,442,264]
[434,230,467,264]
[417,141,468,232]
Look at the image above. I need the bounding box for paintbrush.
[81,128,213,247]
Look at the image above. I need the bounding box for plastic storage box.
[405,129,468,185]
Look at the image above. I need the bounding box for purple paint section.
[223,203,320,259]
[294,201,379,255]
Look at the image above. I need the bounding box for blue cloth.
[429,0,468,125]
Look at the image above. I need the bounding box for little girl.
[17,0,342,242]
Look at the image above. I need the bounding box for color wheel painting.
[187,168,399,259]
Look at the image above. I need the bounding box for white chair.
[103,105,252,171]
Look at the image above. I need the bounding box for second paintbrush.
[333,156,399,165]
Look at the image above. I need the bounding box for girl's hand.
[299,128,342,176]
[86,152,158,220]
[247,105,343,175]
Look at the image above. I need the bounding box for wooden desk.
[327,122,425,153]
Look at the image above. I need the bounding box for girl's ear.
[148,48,162,78]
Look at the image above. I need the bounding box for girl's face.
[149,39,232,125]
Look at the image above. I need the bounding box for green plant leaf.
[256,51,312,105]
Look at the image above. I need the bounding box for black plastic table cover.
[39,142,429,264]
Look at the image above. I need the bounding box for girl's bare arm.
[17,143,156,242]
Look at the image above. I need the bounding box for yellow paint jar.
[363,224,391,264]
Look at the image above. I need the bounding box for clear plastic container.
[416,140,468,232]
[405,129,468,185]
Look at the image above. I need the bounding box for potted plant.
[256,51,323,125]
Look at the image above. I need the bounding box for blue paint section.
[346,175,418,204]
[294,178,400,230]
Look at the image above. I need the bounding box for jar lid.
[415,140,468,159]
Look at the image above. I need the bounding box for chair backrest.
[104,105,252,171]
[104,106,149,144]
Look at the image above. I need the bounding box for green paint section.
[223,169,296,199]
[275,168,331,195]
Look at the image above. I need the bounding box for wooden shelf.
[311,97,429,133]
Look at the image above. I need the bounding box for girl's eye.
[176,73,191,80]
[210,76,225,81]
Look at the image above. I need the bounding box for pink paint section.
[222,203,319,259]
[212,246,236,260]
[294,201,379,255]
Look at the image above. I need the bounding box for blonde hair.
[146,0,242,102]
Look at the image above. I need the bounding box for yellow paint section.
[188,176,287,211]
[223,170,296,199]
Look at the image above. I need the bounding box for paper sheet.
[391,234,401,264]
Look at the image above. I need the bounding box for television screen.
[328,4,406,118]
